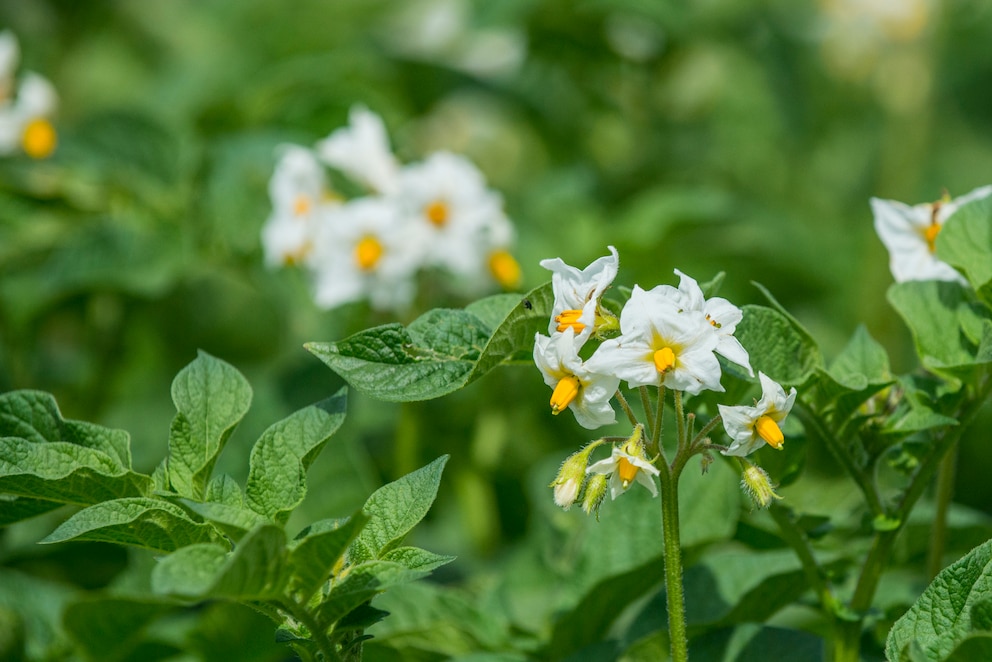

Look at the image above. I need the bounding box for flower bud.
[549,441,603,510]
[581,473,609,518]
[740,463,782,509]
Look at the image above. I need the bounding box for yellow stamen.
[489,250,522,289]
[705,314,721,329]
[293,195,312,217]
[555,309,586,334]
[354,236,384,271]
[21,118,57,159]
[617,456,638,489]
[924,223,941,253]
[550,376,581,415]
[653,347,676,373]
[755,414,784,449]
[424,200,449,227]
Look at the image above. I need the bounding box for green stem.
[659,468,689,662]
[673,390,687,455]
[615,389,640,428]
[279,600,342,662]
[639,386,656,442]
[768,504,837,617]
[927,441,958,580]
[689,413,723,449]
[652,386,666,458]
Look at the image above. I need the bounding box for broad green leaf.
[167,351,252,500]
[827,325,891,390]
[179,500,268,540]
[205,474,244,507]
[679,456,741,548]
[937,194,992,300]
[886,537,992,661]
[0,494,63,526]
[350,455,449,563]
[315,560,427,630]
[0,390,131,467]
[63,597,174,662]
[887,281,992,377]
[286,512,369,603]
[40,497,221,552]
[736,304,822,387]
[381,546,456,573]
[945,634,992,662]
[0,438,150,505]
[244,389,347,523]
[151,524,288,601]
[306,282,552,402]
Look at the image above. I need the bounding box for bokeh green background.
[3,1,992,660]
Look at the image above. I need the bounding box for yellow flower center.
[617,456,639,489]
[354,236,384,271]
[555,309,586,334]
[653,347,676,373]
[293,194,311,217]
[924,222,941,253]
[755,414,784,449]
[489,250,521,289]
[550,375,581,415]
[424,200,449,227]
[21,118,57,159]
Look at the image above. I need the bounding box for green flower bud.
[740,463,782,509]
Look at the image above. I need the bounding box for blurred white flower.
[261,145,335,267]
[586,285,723,395]
[315,106,400,194]
[309,197,425,312]
[0,31,57,159]
[651,269,752,376]
[718,372,797,457]
[0,30,20,102]
[540,246,619,345]
[533,328,619,430]
[871,186,992,284]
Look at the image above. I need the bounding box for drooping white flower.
[309,197,425,312]
[651,269,752,376]
[718,372,797,457]
[871,186,992,284]
[315,106,400,194]
[585,285,723,395]
[586,445,660,500]
[261,145,334,267]
[392,150,505,279]
[540,246,619,345]
[533,328,619,430]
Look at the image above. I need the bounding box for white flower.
[533,328,619,430]
[261,145,333,267]
[309,197,424,312]
[651,269,752,376]
[540,246,619,344]
[481,210,521,290]
[0,70,57,158]
[718,372,797,457]
[392,150,504,279]
[585,286,723,395]
[315,106,400,194]
[871,186,992,284]
[586,445,660,500]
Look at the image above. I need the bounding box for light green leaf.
[937,194,992,300]
[828,325,891,390]
[167,351,252,500]
[151,524,288,601]
[244,389,347,523]
[63,597,174,662]
[886,537,992,661]
[306,282,552,402]
[0,438,150,505]
[205,474,243,507]
[40,497,221,552]
[0,494,63,527]
[315,560,427,630]
[350,455,449,563]
[0,390,131,467]
[286,513,369,604]
[380,546,456,573]
[736,303,822,387]
[179,500,268,540]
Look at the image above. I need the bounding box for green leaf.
[40,497,221,552]
[167,351,252,500]
[205,474,244,507]
[886,537,992,661]
[0,390,132,467]
[0,494,63,526]
[178,500,268,540]
[0,437,151,505]
[315,560,428,630]
[306,282,552,402]
[151,524,288,601]
[736,303,822,387]
[63,597,174,662]
[945,634,992,662]
[937,194,992,301]
[350,455,449,563]
[380,546,456,573]
[244,389,347,523]
[828,325,891,390]
[286,513,369,604]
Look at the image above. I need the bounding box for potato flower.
[586,442,660,500]
[540,246,619,345]
[718,372,796,457]
[533,328,620,430]
[261,145,333,267]
[315,105,400,194]
[0,30,58,159]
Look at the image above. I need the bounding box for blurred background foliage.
[3,0,992,659]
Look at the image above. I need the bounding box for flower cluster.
[871,186,992,284]
[538,247,796,513]
[261,106,521,312]
[0,30,58,159]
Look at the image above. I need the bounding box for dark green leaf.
[63,597,174,662]
[287,512,369,604]
[315,560,427,630]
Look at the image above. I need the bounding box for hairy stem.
[659,468,689,662]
